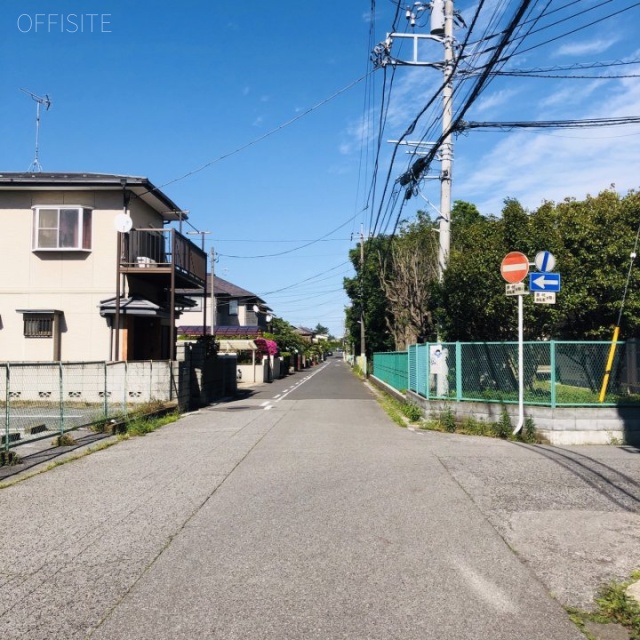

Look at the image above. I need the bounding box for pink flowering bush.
[254,338,279,356]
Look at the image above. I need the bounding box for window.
[228,300,238,315]
[32,206,92,250]
[24,314,53,338]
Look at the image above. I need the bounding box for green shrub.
[442,408,457,432]
[493,409,512,438]
[402,402,423,422]
[520,416,538,443]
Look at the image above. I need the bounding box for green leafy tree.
[314,323,330,337]
[264,317,307,355]
[437,191,640,341]
[344,235,395,357]
[436,201,515,340]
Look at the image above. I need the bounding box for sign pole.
[515,293,524,435]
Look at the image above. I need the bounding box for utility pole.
[439,0,454,280]
[375,0,457,280]
[359,225,366,369]
[210,246,216,337]
[187,230,210,337]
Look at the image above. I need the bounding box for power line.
[458,116,640,131]
[217,212,360,259]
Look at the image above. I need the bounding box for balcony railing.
[121,228,206,286]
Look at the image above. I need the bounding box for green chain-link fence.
[373,340,640,407]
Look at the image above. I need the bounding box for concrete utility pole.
[378,0,456,280]
[187,230,210,337]
[210,246,216,337]
[359,225,366,364]
[439,0,454,280]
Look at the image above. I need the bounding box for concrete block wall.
[400,386,640,445]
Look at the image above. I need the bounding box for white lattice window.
[32,206,92,251]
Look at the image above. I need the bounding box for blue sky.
[2,1,640,338]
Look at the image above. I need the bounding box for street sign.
[534,292,556,304]
[506,283,527,296]
[530,272,561,292]
[501,252,529,283]
[534,251,556,272]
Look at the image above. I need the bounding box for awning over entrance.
[99,296,168,318]
[99,295,195,318]
[217,339,258,352]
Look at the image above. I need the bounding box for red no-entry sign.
[501,252,529,283]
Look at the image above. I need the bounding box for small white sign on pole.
[506,283,527,296]
[534,292,556,304]
[429,345,446,374]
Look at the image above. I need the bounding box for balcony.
[119,228,206,288]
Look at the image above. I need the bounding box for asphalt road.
[1,359,638,639]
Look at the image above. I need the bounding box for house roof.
[0,172,186,221]
[178,325,264,337]
[213,275,258,299]
[177,275,270,309]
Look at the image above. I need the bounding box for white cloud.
[555,38,617,57]
[457,78,640,215]
[252,116,264,127]
[537,81,601,111]
[473,89,521,115]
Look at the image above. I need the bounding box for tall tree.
[379,212,439,348]
[344,235,395,357]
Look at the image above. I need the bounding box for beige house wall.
[0,188,166,362]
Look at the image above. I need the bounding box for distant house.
[295,326,316,343]
[178,275,272,338]
[0,172,205,362]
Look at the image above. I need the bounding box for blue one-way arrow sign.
[530,272,561,292]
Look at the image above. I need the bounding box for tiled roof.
[177,275,266,303]
[178,325,264,337]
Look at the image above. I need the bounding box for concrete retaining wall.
[369,376,640,445]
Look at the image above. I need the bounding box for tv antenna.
[21,88,52,172]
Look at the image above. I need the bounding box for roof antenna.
[21,88,52,173]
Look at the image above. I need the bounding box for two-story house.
[0,173,206,362]
[178,275,272,338]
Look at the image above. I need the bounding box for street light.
[186,230,210,337]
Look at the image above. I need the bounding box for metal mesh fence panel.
[416,344,428,398]
[372,352,408,391]
[7,363,63,444]
[373,341,638,407]
[1,360,177,452]
[554,341,623,405]
[62,362,110,430]
[408,345,417,393]
[105,361,128,418]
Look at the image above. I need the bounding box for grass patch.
[418,406,546,443]
[567,571,640,640]
[374,393,421,428]
[121,411,179,438]
[53,433,76,447]
[0,450,21,466]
